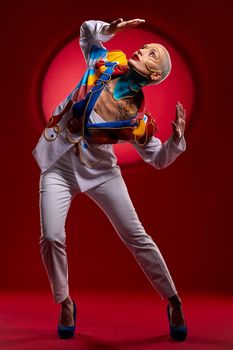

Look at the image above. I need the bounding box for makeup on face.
[130,44,161,73]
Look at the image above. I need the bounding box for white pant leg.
[39,170,80,303]
[85,175,178,300]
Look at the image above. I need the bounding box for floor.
[0,291,232,350]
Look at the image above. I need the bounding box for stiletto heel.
[167,303,187,341]
[58,299,77,339]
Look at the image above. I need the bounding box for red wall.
[1,1,232,296]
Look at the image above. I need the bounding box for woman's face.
[128,44,163,81]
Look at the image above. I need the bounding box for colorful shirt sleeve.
[79,20,115,67]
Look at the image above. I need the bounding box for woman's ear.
[150,70,162,82]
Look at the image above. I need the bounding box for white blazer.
[32,20,186,191]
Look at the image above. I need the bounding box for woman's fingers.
[108,18,145,34]
[122,19,145,28]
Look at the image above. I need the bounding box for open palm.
[103,18,145,35]
[171,102,186,141]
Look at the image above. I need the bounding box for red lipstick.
[131,54,139,61]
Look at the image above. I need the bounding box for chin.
[128,58,138,68]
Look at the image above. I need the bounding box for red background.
[41,27,194,165]
[1,1,232,297]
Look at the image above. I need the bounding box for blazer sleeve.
[79,20,115,66]
[131,135,187,169]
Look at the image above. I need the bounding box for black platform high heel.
[57,299,77,339]
[167,303,187,341]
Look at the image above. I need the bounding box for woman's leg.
[39,170,79,304]
[85,175,178,300]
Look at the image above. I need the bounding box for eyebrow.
[149,48,161,59]
[142,45,160,53]
[149,49,158,54]
[141,44,161,62]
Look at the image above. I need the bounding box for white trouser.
[39,170,178,303]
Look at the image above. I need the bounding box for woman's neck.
[113,68,150,100]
